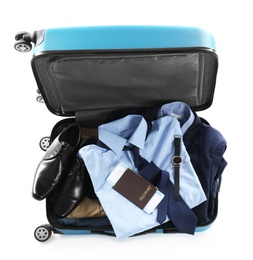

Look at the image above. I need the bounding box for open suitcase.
[14,25,227,242]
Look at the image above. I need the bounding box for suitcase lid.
[17,26,218,126]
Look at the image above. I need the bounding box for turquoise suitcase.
[14,26,223,242]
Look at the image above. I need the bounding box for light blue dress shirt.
[78,114,206,239]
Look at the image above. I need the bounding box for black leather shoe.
[54,138,96,217]
[32,123,81,201]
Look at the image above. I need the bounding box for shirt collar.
[98,114,148,154]
[158,101,195,135]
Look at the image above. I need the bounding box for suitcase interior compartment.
[45,117,220,234]
[32,48,218,127]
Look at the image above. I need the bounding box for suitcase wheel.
[34,225,52,242]
[36,94,44,103]
[14,31,33,52]
[14,40,32,52]
[36,89,44,103]
[39,137,50,151]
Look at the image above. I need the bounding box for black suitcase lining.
[32,50,217,121]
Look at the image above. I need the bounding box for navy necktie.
[128,146,198,235]
[98,140,197,235]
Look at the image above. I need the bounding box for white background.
[2,0,252,258]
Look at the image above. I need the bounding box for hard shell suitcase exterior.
[14,26,227,242]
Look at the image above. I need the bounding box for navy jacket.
[183,114,227,225]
